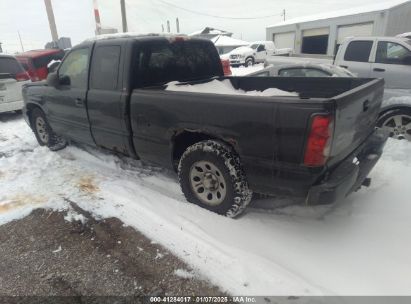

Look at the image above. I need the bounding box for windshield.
[0,57,25,74]
[249,44,259,49]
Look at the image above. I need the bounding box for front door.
[45,47,94,144]
[370,40,411,89]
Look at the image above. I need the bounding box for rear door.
[370,39,411,89]
[45,47,93,144]
[337,39,374,77]
[87,40,130,154]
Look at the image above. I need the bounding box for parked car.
[334,36,411,89]
[23,34,387,217]
[249,63,355,77]
[397,32,411,39]
[0,55,31,114]
[228,41,292,67]
[16,49,65,82]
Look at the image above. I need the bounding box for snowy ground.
[1,113,411,296]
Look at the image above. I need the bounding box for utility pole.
[167,20,170,33]
[17,31,24,52]
[120,0,128,32]
[161,24,165,33]
[93,0,102,35]
[44,0,59,42]
[176,18,180,33]
[282,9,286,21]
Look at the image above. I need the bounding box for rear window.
[0,57,25,74]
[133,40,223,88]
[32,51,65,69]
[344,41,373,62]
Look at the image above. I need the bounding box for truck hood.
[230,46,254,56]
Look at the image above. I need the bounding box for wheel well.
[246,56,254,61]
[379,106,411,117]
[171,131,236,171]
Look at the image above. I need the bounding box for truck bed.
[129,76,385,196]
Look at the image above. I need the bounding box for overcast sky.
[0,0,401,53]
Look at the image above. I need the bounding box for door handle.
[373,68,385,72]
[75,98,84,106]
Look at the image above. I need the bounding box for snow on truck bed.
[166,79,298,97]
[2,115,411,296]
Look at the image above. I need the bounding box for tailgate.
[328,78,385,167]
[0,77,20,104]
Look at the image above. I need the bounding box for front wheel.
[178,140,252,218]
[377,108,411,141]
[30,108,67,151]
[244,57,254,67]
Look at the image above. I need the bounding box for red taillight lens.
[221,59,232,76]
[304,115,333,167]
[15,72,30,82]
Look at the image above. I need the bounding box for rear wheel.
[30,108,67,151]
[377,108,411,141]
[178,140,252,218]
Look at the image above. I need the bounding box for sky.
[0,0,404,54]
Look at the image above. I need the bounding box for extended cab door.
[87,40,132,155]
[336,39,375,77]
[255,44,267,62]
[45,47,94,144]
[370,39,411,89]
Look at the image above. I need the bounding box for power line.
[153,0,283,20]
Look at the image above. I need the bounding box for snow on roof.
[189,27,232,36]
[397,32,411,37]
[268,0,411,28]
[211,35,249,47]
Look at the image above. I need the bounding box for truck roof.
[15,49,63,59]
[83,32,193,43]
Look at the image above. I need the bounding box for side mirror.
[47,61,60,73]
[46,72,60,87]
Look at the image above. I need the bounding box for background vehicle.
[397,32,411,39]
[249,63,355,77]
[334,37,411,89]
[0,55,31,113]
[16,49,65,82]
[23,34,387,217]
[229,41,292,67]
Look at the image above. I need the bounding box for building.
[266,0,411,56]
[97,27,119,35]
[189,27,232,39]
[45,37,72,50]
[211,35,249,54]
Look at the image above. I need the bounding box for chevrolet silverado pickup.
[22,34,388,217]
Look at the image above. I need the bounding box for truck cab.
[334,37,411,89]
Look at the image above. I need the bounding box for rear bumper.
[0,100,23,113]
[306,129,389,205]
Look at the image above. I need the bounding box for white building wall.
[386,2,411,36]
[266,11,392,56]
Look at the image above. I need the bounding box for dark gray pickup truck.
[23,34,388,217]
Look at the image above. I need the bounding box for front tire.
[30,108,67,151]
[244,57,254,67]
[377,108,411,141]
[178,140,252,218]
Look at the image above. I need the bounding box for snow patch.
[166,79,298,97]
[174,269,195,279]
[64,209,87,224]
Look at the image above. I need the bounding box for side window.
[90,45,121,90]
[344,41,373,62]
[58,48,89,88]
[376,41,411,65]
[257,45,265,52]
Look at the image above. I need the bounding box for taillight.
[304,114,333,167]
[15,72,30,82]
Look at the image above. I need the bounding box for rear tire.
[377,108,411,141]
[178,140,252,218]
[30,108,67,151]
